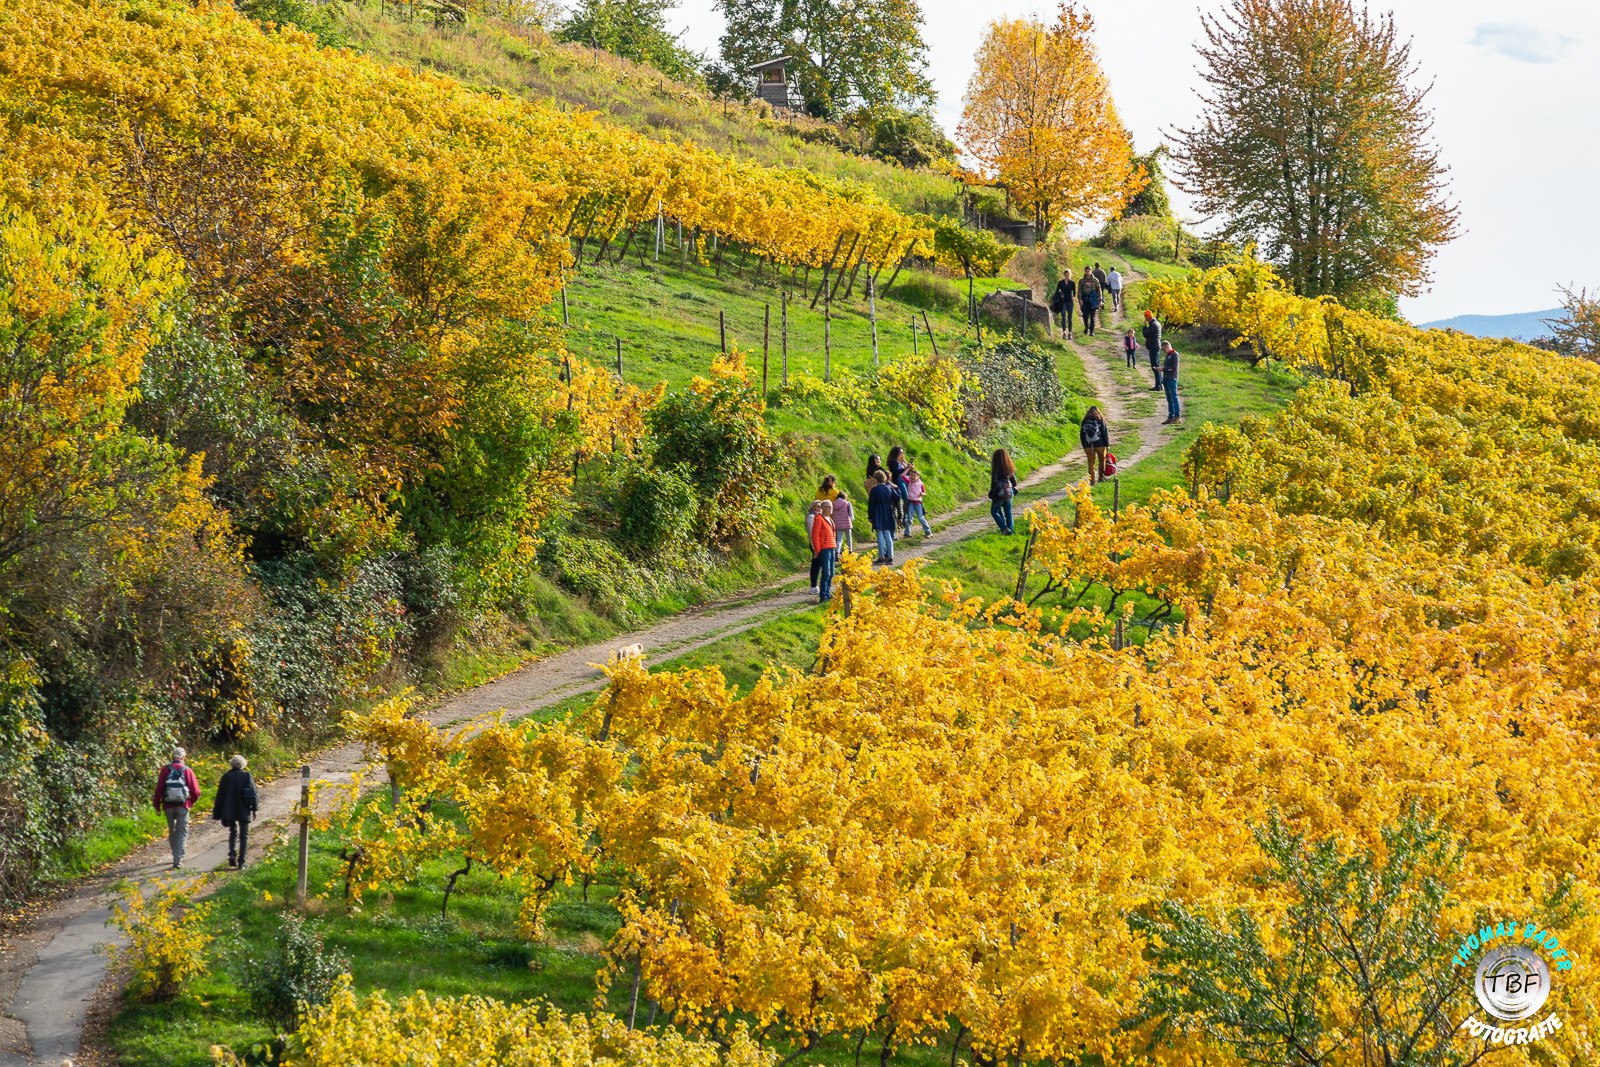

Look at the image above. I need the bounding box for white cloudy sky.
[669,0,1598,322]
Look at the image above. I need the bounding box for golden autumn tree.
[958,4,1144,233]
[1171,0,1459,308]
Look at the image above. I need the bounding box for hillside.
[337,5,972,218]
[1419,306,1565,340]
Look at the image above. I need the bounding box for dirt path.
[0,256,1171,1067]
[1067,254,1175,471]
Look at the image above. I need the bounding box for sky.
[667,0,1599,322]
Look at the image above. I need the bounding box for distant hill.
[1419,308,1566,341]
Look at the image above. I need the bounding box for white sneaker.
[809,586,818,593]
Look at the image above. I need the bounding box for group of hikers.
[804,444,1030,602]
[154,747,258,870]
[1050,261,1123,338]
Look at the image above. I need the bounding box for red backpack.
[1102,452,1118,477]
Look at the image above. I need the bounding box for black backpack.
[163,764,188,805]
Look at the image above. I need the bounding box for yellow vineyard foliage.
[280,976,775,1067]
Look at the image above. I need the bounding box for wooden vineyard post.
[868,269,879,370]
[1113,476,1120,519]
[561,286,569,326]
[612,337,623,453]
[921,311,939,357]
[615,336,624,382]
[719,310,727,354]
[295,765,310,907]
[912,316,918,356]
[824,285,832,382]
[763,303,771,393]
[781,291,789,387]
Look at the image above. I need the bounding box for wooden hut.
[750,56,794,109]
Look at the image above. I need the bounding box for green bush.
[886,270,963,312]
[649,376,783,547]
[1096,214,1181,262]
[960,338,1063,436]
[238,914,351,1032]
[615,464,697,559]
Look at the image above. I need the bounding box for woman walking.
[211,754,258,869]
[1050,272,1076,338]
[1078,267,1102,336]
[988,449,1017,534]
[809,500,837,602]
[868,471,899,564]
[815,474,840,501]
[886,445,909,535]
[1080,405,1110,484]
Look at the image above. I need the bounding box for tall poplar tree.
[1171,0,1458,306]
[957,5,1145,234]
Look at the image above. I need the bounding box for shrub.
[538,534,660,620]
[239,913,352,1032]
[885,270,963,312]
[959,338,1063,436]
[104,881,213,1001]
[648,359,783,547]
[615,465,697,559]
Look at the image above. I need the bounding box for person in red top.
[808,499,837,603]
[152,747,201,869]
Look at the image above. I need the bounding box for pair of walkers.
[864,447,932,541]
[153,749,258,870]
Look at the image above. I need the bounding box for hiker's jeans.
[816,548,836,601]
[906,501,931,535]
[875,528,895,560]
[164,805,189,863]
[1164,378,1182,420]
[226,819,250,865]
[991,499,1014,533]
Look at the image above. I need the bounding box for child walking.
[902,463,932,536]
[1123,329,1138,367]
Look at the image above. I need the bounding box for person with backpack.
[1092,262,1109,295]
[151,747,200,870]
[988,449,1017,534]
[1161,341,1183,424]
[867,470,899,564]
[211,754,259,869]
[1080,405,1110,484]
[1106,265,1123,311]
[902,462,933,536]
[1142,310,1163,390]
[808,499,837,602]
[1050,272,1076,338]
[1078,267,1102,336]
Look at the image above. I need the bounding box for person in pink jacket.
[902,463,932,536]
[830,491,854,553]
[152,747,201,869]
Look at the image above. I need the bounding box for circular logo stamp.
[1450,920,1573,1046]
[1475,945,1550,1022]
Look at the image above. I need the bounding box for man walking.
[1079,266,1102,336]
[867,470,898,565]
[1106,265,1123,311]
[212,754,259,869]
[1142,310,1163,390]
[1050,272,1076,338]
[152,747,200,869]
[1161,341,1182,424]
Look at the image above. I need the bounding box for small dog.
[614,643,644,661]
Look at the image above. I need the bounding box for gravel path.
[0,254,1175,1066]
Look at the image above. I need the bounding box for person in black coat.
[1050,273,1076,338]
[867,471,900,564]
[212,755,259,869]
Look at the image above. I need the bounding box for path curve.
[0,254,1168,1066]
